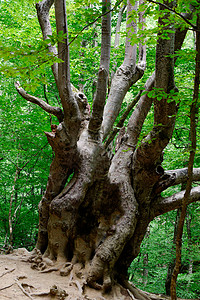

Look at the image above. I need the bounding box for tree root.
[60,262,73,276]
[40,267,59,273]
[69,279,84,294]
[123,281,151,300]
[15,278,34,300]
[50,285,68,299]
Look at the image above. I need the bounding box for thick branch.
[15,82,64,122]
[154,1,176,126]
[126,72,155,147]
[36,0,58,84]
[123,0,137,67]
[111,4,126,78]
[88,0,111,135]
[132,2,177,171]
[114,4,126,48]
[54,0,80,125]
[151,187,200,218]
[104,90,142,149]
[154,168,200,194]
[102,0,144,139]
[102,67,144,139]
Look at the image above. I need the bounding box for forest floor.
[0,249,197,300]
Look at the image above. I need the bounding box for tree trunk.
[15,0,200,297]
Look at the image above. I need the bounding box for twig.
[0,283,14,291]
[0,268,15,278]
[31,292,50,296]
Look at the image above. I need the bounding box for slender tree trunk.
[9,166,19,247]
[165,208,181,295]
[170,13,200,300]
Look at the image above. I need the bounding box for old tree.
[13,0,200,298]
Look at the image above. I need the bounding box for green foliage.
[0,74,54,250]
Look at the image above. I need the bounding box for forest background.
[0,0,199,298]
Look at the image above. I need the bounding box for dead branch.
[0,283,14,291]
[0,268,15,278]
[15,82,64,122]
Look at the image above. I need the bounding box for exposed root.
[60,262,73,276]
[123,281,151,300]
[69,279,84,294]
[127,288,137,299]
[40,267,59,273]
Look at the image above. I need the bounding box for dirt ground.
[0,248,137,300]
[0,249,197,300]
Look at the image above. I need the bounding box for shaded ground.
[0,249,197,300]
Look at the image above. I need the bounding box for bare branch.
[126,72,155,147]
[36,0,58,84]
[102,67,144,139]
[168,168,200,184]
[88,0,111,135]
[15,82,64,122]
[151,187,200,218]
[123,0,137,67]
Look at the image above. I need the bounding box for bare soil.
[0,249,197,300]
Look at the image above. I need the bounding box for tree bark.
[14,0,200,297]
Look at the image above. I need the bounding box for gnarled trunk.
[15,0,200,297]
